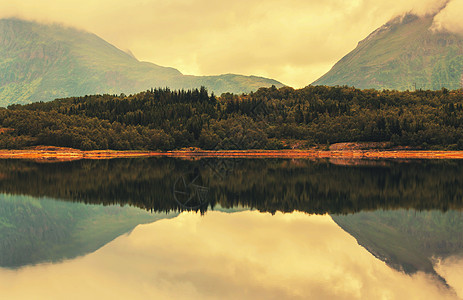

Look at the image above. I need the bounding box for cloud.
[432,0,463,34]
[0,211,458,299]
[0,0,460,88]
[410,0,450,16]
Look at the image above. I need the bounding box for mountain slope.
[313,14,463,90]
[0,18,283,106]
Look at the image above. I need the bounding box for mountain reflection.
[0,157,463,295]
[333,210,463,284]
[0,194,177,268]
[0,211,460,300]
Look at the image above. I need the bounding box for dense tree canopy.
[1,85,463,150]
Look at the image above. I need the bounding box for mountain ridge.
[0,18,283,106]
[313,13,463,90]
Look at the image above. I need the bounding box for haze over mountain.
[0,18,283,106]
[313,12,463,90]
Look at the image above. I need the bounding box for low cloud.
[432,0,463,34]
[410,0,450,16]
[0,0,461,87]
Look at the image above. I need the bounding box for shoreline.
[1,147,463,161]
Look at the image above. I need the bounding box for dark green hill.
[313,14,463,90]
[0,18,283,106]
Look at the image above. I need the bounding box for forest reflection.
[0,157,462,214]
[1,157,463,297]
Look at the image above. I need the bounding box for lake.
[0,158,462,299]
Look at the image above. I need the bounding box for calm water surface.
[0,158,462,299]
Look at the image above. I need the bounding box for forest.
[1,85,463,150]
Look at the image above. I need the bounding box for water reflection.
[0,158,462,214]
[0,158,462,299]
[333,210,463,281]
[0,211,459,299]
[436,256,463,297]
[0,194,177,268]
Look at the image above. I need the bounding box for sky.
[0,0,461,87]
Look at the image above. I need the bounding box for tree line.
[1,85,463,150]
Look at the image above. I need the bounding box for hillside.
[2,86,463,151]
[0,18,283,106]
[313,14,463,90]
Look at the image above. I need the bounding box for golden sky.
[0,0,460,87]
[0,211,459,299]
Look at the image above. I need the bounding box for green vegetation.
[2,85,463,150]
[0,18,282,106]
[313,14,463,91]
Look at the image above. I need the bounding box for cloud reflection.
[435,256,463,298]
[0,211,458,299]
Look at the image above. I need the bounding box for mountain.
[313,13,463,90]
[0,18,283,106]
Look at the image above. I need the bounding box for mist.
[0,0,461,87]
[432,0,463,34]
